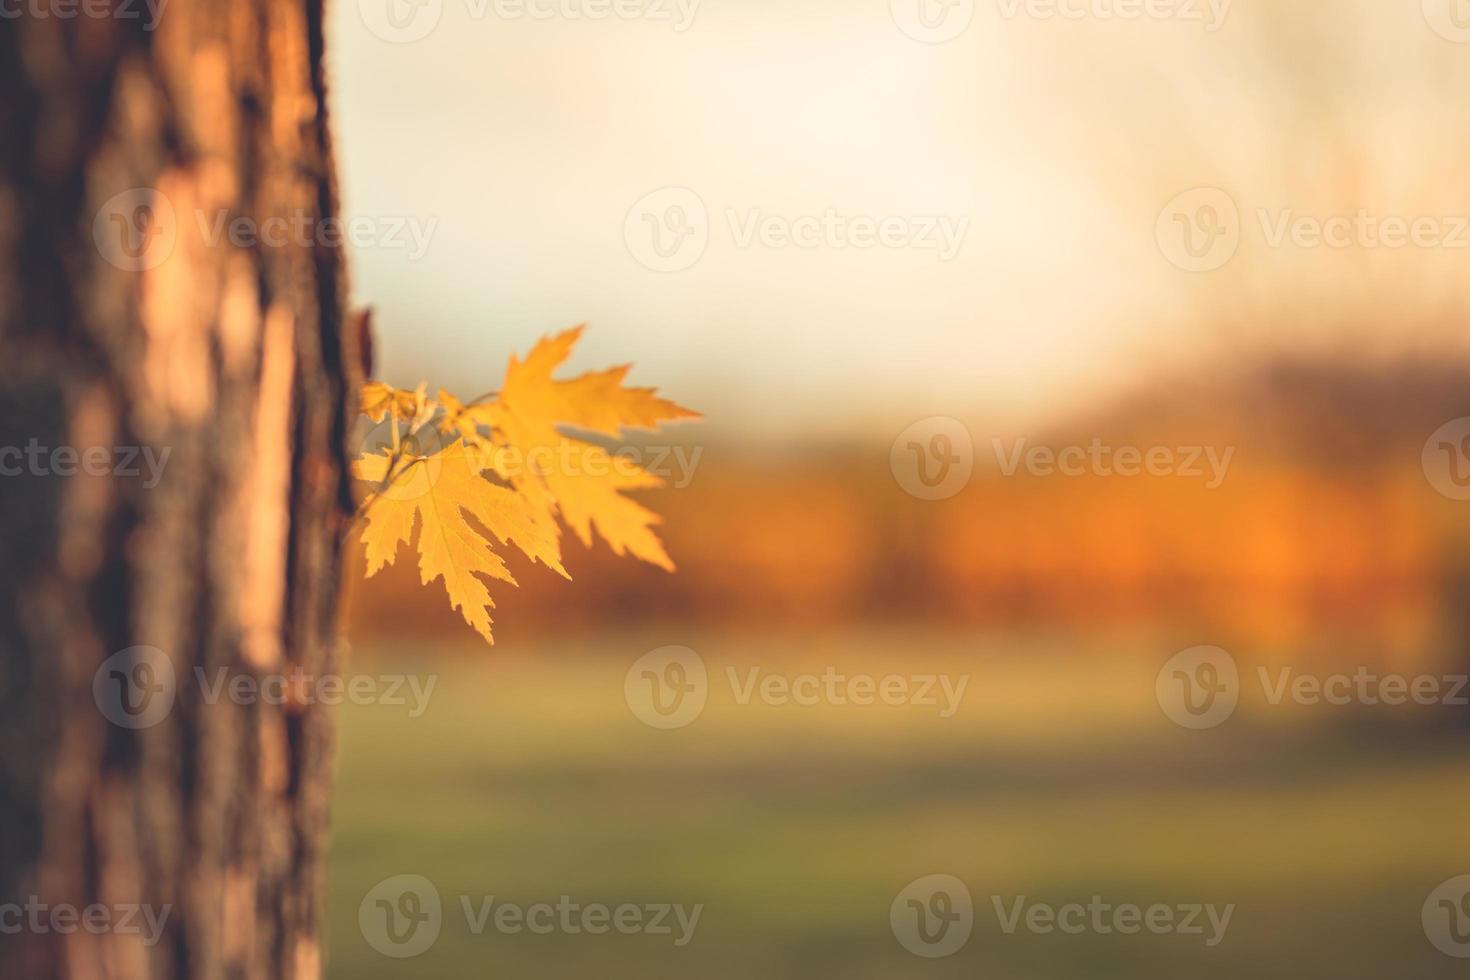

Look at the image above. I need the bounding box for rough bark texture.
[0,1,360,976]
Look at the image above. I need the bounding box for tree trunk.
[0,1,359,977]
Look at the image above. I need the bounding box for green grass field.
[327,627,1470,978]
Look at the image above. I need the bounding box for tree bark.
[0,1,359,977]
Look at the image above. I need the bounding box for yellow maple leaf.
[360,381,422,423]
[353,326,698,645]
[436,388,499,450]
[354,441,567,645]
[489,325,700,571]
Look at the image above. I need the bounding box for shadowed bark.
[0,0,360,976]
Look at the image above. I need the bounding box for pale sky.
[327,0,1470,441]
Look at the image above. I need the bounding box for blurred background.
[327,1,1470,976]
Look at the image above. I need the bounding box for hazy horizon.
[328,0,1470,443]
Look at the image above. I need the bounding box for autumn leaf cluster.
[353,327,699,645]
